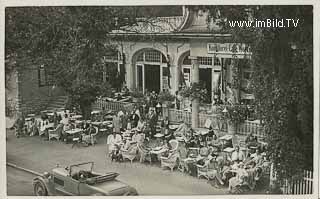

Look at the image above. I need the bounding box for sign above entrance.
[207,43,252,55]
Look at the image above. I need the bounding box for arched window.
[134,49,169,93]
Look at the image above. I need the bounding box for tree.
[5,6,161,118]
[206,5,313,182]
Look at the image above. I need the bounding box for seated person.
[28,118,38,136]
[245,148,263,167]
[82,123,96,145]
[137,118,146,132]
[173,121,190,138]
[228,162,249,192]
[205,157,225,187]
[199,135,207,147]
[216,153,233,182]
[209,134,221,149]
[231,146,246,163]
[107,131,123,155]
[161,139,173,158]
[245,132,258,148]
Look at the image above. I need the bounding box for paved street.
[7,166,35,196]
[6,130,227,196]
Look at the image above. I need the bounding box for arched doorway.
[133,49,167,94]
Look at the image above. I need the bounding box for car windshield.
[69,162,93,176]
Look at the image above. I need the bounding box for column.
[125,62,134,90]
[173,65,181,91]
[190,56,199,128]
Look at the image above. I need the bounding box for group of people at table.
[13,109,105,145]
[106,110,270,192]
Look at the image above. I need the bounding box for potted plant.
[158,90,175,108]
[130,89,144,103]
[219,105,247,134]
[179,83,208,102]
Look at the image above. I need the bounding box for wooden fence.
[168,108,266,138]
[281,170,313,194]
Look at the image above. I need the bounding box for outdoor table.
[102,121,112,125]
[99,128,108,133]
[169,124,180,130]
[65,128,83,138]
[27,114,35,117]
[72,115,83,120]
[193,128,209,136]
[92,121,103,126]
[219,134,233,149]
[91,110,101,115]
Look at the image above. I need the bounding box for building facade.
[109,6,254,104]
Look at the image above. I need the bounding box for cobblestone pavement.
[6,130,228,195]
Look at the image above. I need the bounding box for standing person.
[175,91,182,110]
[14,113,25,138]
[148,109,158,138]
[161,116,170,135]
[131,109,140,128]
[113,112,121,134]
[53,111,60,127]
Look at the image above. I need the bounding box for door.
[144,64,160,93]
[53,175,79,195]
[199,68,212,103]
[136,65,143,91]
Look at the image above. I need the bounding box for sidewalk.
[6,129,227,195]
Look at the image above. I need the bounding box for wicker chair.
[160,151,179,171]
[48,124,63,141]
[90,126,99,145]
[137,143,152,164]
[121,144,138,163]
[160,139,179,171]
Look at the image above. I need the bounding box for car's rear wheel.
[33,180,48,196]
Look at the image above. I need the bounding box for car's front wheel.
[33,180,48,196]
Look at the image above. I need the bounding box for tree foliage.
[207,5,313,181]
[5,6,158,118]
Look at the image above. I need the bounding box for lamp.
[156,103,162,115]
[222,107,228,113]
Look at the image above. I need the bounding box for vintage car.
[32,162,138,196]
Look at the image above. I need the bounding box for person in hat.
[228,162,249,193]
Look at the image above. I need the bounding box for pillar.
[190,56,199,128]
[174,65,180,92]
[125,62,134,90]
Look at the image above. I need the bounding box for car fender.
[33,176,54,196]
